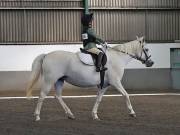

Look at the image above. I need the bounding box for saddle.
[78,49,95,66]
[78,48,107,89]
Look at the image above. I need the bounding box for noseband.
[139,48,152,63]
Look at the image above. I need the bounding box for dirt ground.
[0,95,180,135]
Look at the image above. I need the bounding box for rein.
[107,46,137,59]
[107,46,151,63]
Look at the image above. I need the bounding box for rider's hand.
[103,42,108,49]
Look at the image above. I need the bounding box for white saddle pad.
[77,52,94,66]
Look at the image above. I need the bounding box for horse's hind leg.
[92,87,108,120]
[55,79,75,119]
[113,82,136,117]
[34,78,52,121]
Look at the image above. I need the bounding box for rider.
[81,13,107,72]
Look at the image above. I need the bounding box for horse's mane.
[112,39,143,54]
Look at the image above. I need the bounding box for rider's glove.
[103,42,108,49]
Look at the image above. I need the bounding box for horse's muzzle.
[145,60,154,67]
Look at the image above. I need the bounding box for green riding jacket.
[82,26,105,50]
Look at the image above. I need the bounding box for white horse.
[26,37,154,121]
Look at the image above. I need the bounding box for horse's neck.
[107,49,132,67]
[117,52,133,66]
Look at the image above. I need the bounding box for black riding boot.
[96,52,104,72]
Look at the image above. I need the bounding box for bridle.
[135,47,152,64]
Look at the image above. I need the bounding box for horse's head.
[136,36,154,67]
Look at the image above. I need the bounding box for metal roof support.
[83,0,89,14]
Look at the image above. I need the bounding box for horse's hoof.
[67,113,75,120]
[68,116,75,120]
[129,113,136,118]
[35,116,40,121]
[92,115,101,121]
[93,117,101,121]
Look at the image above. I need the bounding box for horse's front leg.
[92,87,108,120]
[113,82,136,117]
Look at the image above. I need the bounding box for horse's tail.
[26,54,46,98]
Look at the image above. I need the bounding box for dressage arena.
[0,0,180,135]
[0,90,180,135]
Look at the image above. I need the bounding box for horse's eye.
[145,48,149,51]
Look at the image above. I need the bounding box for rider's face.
[89,20,93,27]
